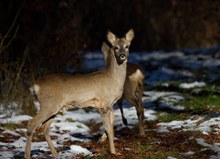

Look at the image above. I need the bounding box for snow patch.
[0,115,32,124]
[179,81,206,89]
[70,145,92,156]
[196,138,220,159]
[51,121,90,133]
[158,116,220,134]
[2,130,20,136]
[158,118,203,131]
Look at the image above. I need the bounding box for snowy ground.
[0,106,157,159]
[1,46,220,158]
[1,92,220,159]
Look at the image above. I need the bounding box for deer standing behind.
[24,29,134,159]
[106,31,145,136]
[118,62,145,136]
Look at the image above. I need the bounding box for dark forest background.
[1,0,220,113]
[1,0,220,71]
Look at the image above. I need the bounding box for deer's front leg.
[99,107,116,154]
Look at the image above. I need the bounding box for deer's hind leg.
[25,106,59,159]
[118,98,128,126]
[136,97,145,136]
[42,116,57,157]
[126,95,145,136]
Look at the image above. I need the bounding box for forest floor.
[2,47,220,158]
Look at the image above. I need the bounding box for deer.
[24,29,134,159]
[106,31,145,136]
[118,62,145,136]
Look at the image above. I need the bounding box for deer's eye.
[125,45,129,49]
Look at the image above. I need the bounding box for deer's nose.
[119,54,126,60]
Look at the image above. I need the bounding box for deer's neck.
[105,52,127,84]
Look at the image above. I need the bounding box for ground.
[1,96,220,159]
[2,46,220,158]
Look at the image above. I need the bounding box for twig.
[14,47,29,86]
[0,1,23,55]
[0,26,19,54]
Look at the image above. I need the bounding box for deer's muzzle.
[119,54,126,61]
[116,53,127,65]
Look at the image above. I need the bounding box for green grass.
[0,121,28,130]
[180,93,220,114]
[154,81,220,116]
[65,118,75,122]
[159,112,188,122]
[0,123,19,130]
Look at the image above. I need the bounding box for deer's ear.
[125,29,134,43]
[101,42,109,56]
[107,31,116,46]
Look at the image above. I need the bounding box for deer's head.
[107,29,134,65]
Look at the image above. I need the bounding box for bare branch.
[0,2,23,55]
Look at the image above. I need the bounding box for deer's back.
[31,72,124,109]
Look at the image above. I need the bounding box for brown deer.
[118,62,145,136]
[106,31,145,136]
[24,29,134,159]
